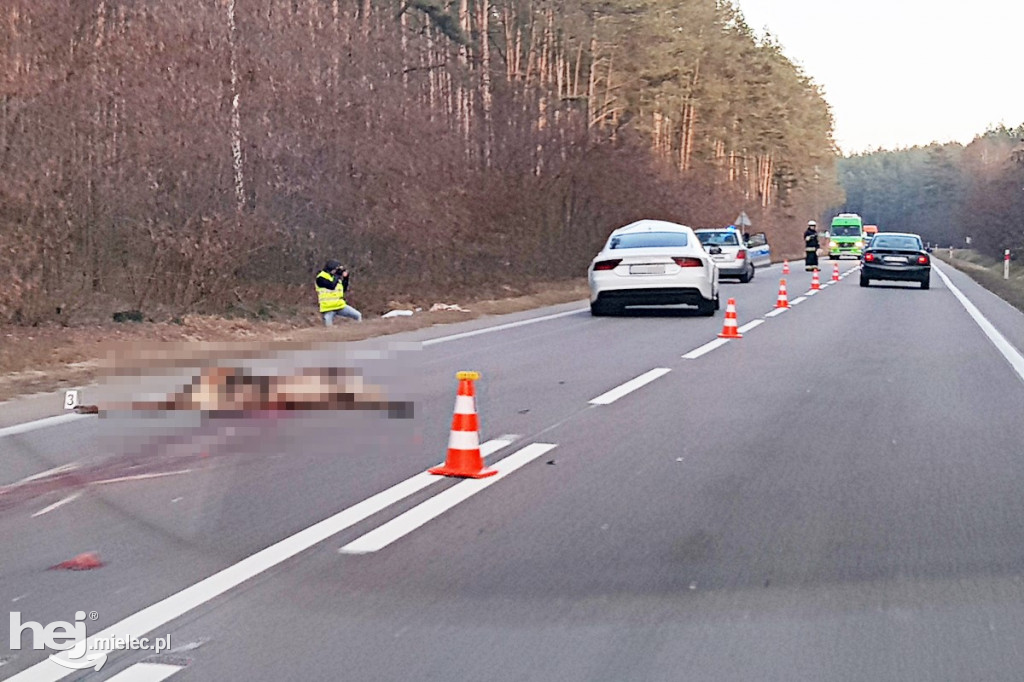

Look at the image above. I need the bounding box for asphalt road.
[4,259,1024,681]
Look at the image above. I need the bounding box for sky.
[733,0,1024,155]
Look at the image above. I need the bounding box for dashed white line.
[736,319,765,334]
[5,439,515,682]
[31,492,82,518]
[790,296,808,306]
[934,265,1024,383]
[682,338,730,360]
[104,663,185,682]
[589,368,672,404]
[765,308,789,318]
[340,442,558,554]
[805,289,819,296]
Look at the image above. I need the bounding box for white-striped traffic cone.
[718,299,743,339]
[783,260,790,275]
[811,269,821,290]
[429,371,497,479]
[775,279,790,308]
[832,262,840,282]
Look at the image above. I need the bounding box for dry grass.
[935,250,1024,313]
[0,280,589,402]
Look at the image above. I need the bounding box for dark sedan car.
[860,232,931,289]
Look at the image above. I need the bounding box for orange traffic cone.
[775,279,790,308]
[811,270,821,290]
[429,371,497,479]
[718,299,743,339]
[782,260,790,275]
[832,262,840,282]
[50,552,104,571]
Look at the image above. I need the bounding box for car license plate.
[629,264,665,275]
[883,256,908,263]
[712,255,728,261]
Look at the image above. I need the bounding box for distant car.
[860,232,931,289]
[588,220,720,316]
[694,228,768,282]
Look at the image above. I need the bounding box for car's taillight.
[864,253,876,262]
[673,257,703,268]
[736,249,746,260]
[917,255,929,265]
[593,259,621,271]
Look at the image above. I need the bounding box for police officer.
[315,260,362,325]
[804,220,820,272]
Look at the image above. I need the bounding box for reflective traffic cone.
[811,270,821,290]
[782,260,790,275]
[429,371,497,479]
[832,262,840,282]
[775,279,790,308]
[718,299,743,339]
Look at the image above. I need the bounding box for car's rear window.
[872,236,921,250]
[609,232,689,249]
[696,232,738,246]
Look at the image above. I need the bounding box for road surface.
[3,260,1024,681]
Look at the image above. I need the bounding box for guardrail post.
[1005,249,1011,279]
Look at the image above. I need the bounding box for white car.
[587,220,720,316]
[694,228,770,282]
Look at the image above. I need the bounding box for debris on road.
[50,552,104,571]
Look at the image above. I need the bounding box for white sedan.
[587,220,720,316]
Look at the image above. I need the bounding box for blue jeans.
[323,306,362,325]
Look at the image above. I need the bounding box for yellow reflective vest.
[315,270,347,313]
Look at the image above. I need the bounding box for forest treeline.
[836,125,1024,258]
[1,0,841,323]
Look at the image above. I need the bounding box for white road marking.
[934,265,1024,383]
[805,290,818,296]
[340,443,558,554]
[16,462,80,485]
[765,308,789,318]
[682,338,729,360]
[105,663,184,682]
[5,439,513,682]
[0,413,91,440]
[589,368,671,404]
[736,319,765,334]
[91,470,193,486]
[790,296,808,306]
[31,492,82,518]
[422,309,585,347]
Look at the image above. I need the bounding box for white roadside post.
[1005,249,1011,280]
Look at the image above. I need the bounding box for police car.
[694,226,772,283]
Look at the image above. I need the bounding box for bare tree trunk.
[226,0,245,213]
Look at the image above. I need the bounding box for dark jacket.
[316,270,349,292]
[804,229,819,250]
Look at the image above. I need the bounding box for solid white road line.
[589,368,672,404]
[790,296,808,306]
[765,308,789,318]
[0,413,91,440]
[736,319,765,334]
[422,308,586,347]
[934,265,1024,383]
[31,492,82,518]
[104,663,184,682]
[6,439,513,682]
[681,339,729,360]
[340,442,558,554]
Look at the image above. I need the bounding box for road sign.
[735,211,752,228]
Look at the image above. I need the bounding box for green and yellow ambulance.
[828,213,865,259]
